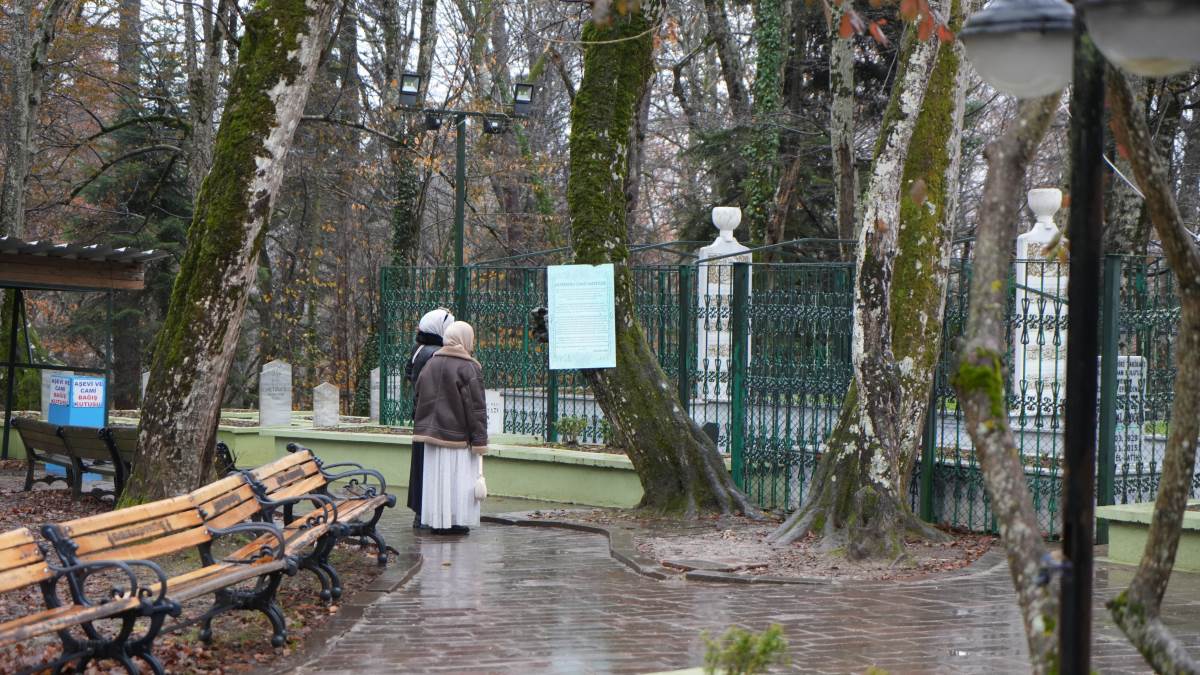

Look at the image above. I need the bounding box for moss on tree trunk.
[768,14,964,558]
[123,0,336,503]
[567,5,755,516]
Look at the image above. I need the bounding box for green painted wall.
[1098,501,1200,573]
[259,429,644,508]
[7,415,647,508]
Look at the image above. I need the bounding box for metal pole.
[454,113,467,269]
[729,263,750,487]
[1097,254,1122,546]
[2,289,23,460]
[1060,23,1105,675]
[105,291,113,427]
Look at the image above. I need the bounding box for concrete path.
[290,502,1200,674]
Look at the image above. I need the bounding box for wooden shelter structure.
[0,235,169,459]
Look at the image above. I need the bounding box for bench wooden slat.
[0,594,143,648]
[0,528,36,552]
[248,451,313,482]
[196,484,258,520]
[59,427,113,462]
[204,497,264,531]
[254,460,319,492]
[189,474,248,505]
[0,542,43,569]
[106,427,138,463]
[267,474,328,503]
[78,525,210,563]
[60,494,196,538]
[69,509,204,557]
[0,562,53,594]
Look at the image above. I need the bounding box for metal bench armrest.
[207,522,287,561]
[320,467,389,498]
[258,493,339,526]
[47,558,172,607]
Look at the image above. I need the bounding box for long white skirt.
[421,443,482,529]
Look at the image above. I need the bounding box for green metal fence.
[381,254,1184,535]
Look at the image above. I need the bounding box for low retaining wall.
[254,428,644,508]
[1097,501,1200,573]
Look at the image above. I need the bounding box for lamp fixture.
[1079,0,1200,77]
[959,0,1075,99]
[399,72,422,107]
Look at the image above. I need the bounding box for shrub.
[702,624,789,675]
[557,416,587,446]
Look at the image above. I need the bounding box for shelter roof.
[0,235,170,291]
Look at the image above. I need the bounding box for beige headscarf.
[437,321,480,366]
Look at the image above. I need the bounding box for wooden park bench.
[0,526,178,674]
[244,445,397,601]
[12,418,126,500]
[39,472,334,655]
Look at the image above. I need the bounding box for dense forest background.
[2,0,1196,412]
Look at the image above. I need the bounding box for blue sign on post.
[48,375,107,428]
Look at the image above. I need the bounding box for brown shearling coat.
[412,351,488,451]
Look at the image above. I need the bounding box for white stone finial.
[1027,188,1062,234]
[712,206,741,243]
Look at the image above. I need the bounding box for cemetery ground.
[6,460,1200,674]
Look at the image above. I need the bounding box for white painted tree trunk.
[126,0,338,502]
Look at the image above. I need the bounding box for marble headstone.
[41,370,72,418]
[313,382,339,428]
[259,360,293,427]
[141,371,150,403]
[369,367,380,423]
[485,389,504,435]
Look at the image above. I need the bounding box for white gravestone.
[485,389,504,435]
[141,371,150,403]
[313,382,339,428]
[1107,356,1148,466]
[370,367,380,423]
[41,370,72,419]
[259,360,293,427]
[1012,188,1068,421]
[696,207,752,401]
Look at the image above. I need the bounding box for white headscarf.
[437,321,481,366]
[418,308,454,337]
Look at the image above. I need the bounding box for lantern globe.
[1080,0,1200,77]
[960,0,1075,99]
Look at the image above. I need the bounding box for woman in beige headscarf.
[412,321,488,534]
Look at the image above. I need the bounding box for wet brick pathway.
[292,510,1200,674]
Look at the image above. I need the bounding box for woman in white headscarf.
[412,321,487,534]
[405,308,454,528]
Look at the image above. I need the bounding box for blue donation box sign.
[547,263,617,370]
[48,375,106,427]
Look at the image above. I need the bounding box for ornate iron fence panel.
[379,254,1184,533]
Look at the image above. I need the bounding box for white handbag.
[474,457,487,500]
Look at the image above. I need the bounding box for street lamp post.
[396,73,535,268]
[961,1,1200,671]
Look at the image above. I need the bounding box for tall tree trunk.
[701,0,750,123]
[385,0,435,266]
[952,95,1061,674]
[1107,66,1200,675]
[124,0,337,502]
[768,16,963,558]
[183,0,227,197]
[116,0,141,86]
[742,0,784,247]
[567,1,756,516]
[0,0,72,237]
[830,3,857,256]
